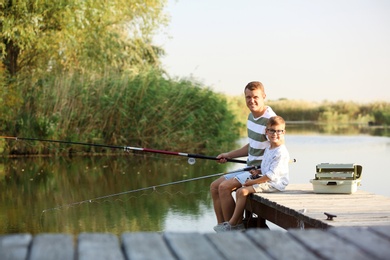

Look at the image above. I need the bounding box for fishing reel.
[188,157,196,165]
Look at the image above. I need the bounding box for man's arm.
[216,144,249,163]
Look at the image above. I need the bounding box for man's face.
[245,88,266,114]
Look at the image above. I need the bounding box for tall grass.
[227,96,390,135]
[2,71,389,155]
[1,71,241,155]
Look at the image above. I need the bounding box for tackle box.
[310,163,363,194]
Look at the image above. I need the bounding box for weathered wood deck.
[1,226,390,260]
[2,184,390,259]
[245,183,390,229]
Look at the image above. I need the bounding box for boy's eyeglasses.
[267,129,285,135]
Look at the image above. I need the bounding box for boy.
[210,81,276,232]
[217,115,290,232]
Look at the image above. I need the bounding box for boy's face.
[266,123,285,144]
[245,88,266,116]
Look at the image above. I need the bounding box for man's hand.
[216,153,230,163]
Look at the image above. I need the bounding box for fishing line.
[41,165,259,214]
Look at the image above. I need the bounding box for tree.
[0,0,168,78]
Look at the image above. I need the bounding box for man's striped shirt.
[247,106,277,166]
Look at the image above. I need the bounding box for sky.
[155,0,390,102]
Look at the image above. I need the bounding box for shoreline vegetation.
[1,72,241,156]
[1,72,389,157]
[227,95,389,137]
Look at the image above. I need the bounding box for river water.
[1,125,389,234]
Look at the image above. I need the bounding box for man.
[210,81,276,232]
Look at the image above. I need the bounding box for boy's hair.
[245,81,264,92]
[267,116,286,127]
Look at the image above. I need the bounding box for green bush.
[372,102,390,125]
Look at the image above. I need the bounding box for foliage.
[0,0,168,78]
[371,102,390,125]
[228,96,390,135]
[268,99,320,121]
[1,71,241,155]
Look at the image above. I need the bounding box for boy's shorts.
[252,182,278,193]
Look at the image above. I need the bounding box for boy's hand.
[249,169,262,178]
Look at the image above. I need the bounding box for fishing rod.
[42,165,260,213]
[0,136,247,164]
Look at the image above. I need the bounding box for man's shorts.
[224,171,278,193]
[224,170,251,185]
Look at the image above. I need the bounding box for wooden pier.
[1,226,390,260]
[1,184,390,259]
[245,183,390,229]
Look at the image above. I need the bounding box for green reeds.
[1,71,241,155]
[226,96,390,137]
[228,96,389,125]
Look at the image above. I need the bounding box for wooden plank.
[163,232,224,260]
[329,226,390,260]
[1,228,390,260]
[121,232,176,260]
[316,215,388,228]
[206,231,272,260]
[29,234,74,260]
[247,184,390,228]
[0,234,32,260]
[288,229,373,260]
[245,229,320,260]
[246,195,331,229]
[369,226,390,240]
[77,233,124,260]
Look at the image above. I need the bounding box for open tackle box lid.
[315,163,362,180]
[311,163,363,194]
[310,163,363,194]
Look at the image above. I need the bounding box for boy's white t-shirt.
[261,144,290,191]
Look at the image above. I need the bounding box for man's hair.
[267,116,286,127]
[245,81,265,92]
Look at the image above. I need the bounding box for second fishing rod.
[41,165,260,213]
[1,136,247,164]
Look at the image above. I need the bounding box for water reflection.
[0,155,230,235]
[287,122,389,137]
